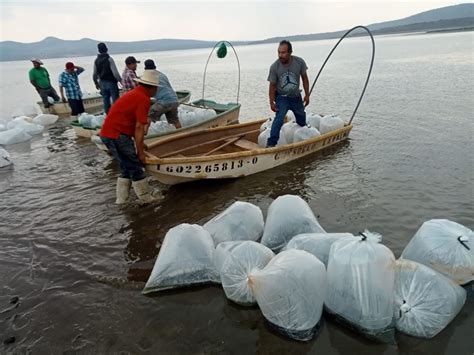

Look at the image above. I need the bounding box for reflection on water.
[0,32,473,353]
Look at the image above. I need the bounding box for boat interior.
[147,121,263,159]
[183,99,240,114]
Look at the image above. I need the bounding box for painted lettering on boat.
[274,133,347,161]
[160,157,258,174]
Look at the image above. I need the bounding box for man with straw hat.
[100,70,161,204]
[144,59,182,129]
[29,58,60,109]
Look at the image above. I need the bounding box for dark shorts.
[148,101,179,124]
[68,98,85,116]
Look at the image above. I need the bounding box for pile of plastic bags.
[142,195,472,343]
[0,113,58,145]
[78,113,106,129]
[257,112,344,147]
[176,105,217,128]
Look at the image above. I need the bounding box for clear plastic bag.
[203,201,264,246]
[394,259,466,338]
[325,231,396,343]
[306,113,322,130]
[214,241,245,278]
[32,113,58,125]
[283,232,354,266]
[142,224,219,294]
[0,128,32,145]
[281,121,300,144]
[293,125,320,143]
[261,195,325,252]
[249,249,326,341]
[401,219,473,285]
[220,241,274,305]
[319,114,344,135]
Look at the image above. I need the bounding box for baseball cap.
[125,56,140,65]
[65,62,75,70]
[144,59,156,70]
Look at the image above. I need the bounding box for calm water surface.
[0,32,473,354]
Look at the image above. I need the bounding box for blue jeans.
[101,134,145,181]
[100,80,120,114]
[267,94,306,147]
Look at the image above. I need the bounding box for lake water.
[0,32,473,354]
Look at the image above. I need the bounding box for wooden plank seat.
[233,138,261,151]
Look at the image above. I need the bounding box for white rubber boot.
[116,177,131,204]
[132,179,161,203]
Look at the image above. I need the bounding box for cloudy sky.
[0,0,465,43]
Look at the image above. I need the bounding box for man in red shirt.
[100,70,160,204]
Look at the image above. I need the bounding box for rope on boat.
[309,25,375,125]
[202,40,241,104]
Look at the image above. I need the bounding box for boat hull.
[40,90,192,119]
[38,95,104,117]
[145,123,352,185]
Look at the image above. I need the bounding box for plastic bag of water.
[142,224,219,294]
[261,195,325,252]
[203,201,264,246]
[220,241,274,305]
[394,259,466,338]
[249,249,326,341]
[401,219,473,285]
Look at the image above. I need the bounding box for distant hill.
[367,3,473,30]
[250,3,474,44]
[249,16,474,45]
[0,37,229,62]
[1,3,473,62]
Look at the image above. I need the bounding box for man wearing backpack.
[93,42,122,113]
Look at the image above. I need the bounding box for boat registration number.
[159,157,259,174]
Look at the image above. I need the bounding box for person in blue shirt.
[59,62,85,116]
[144,59,182,129]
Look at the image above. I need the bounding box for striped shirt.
[58,68,84,100]
[122,68,137,91]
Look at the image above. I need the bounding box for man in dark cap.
[93,42,122,113]
[144,59,182,129]
[29,58,60,109]
[122,56,140,92]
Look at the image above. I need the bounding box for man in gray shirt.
[145,59,182,129]
[267,40,310,147]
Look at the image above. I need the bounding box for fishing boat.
[143,118,353,185]
[91,98,241,151]
[37,92,105,117]
[72,90,192,138]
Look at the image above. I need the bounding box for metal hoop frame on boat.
[309,25,375,124]
[202,40,241,104]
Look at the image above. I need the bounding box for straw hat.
[133,70,160,86]
[31,58,43,65]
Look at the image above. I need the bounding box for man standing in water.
[267,40,310,147]
[29,58,60,110]
[58,62,85,116]
[93,42,122,113]
[100,70,161,204]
